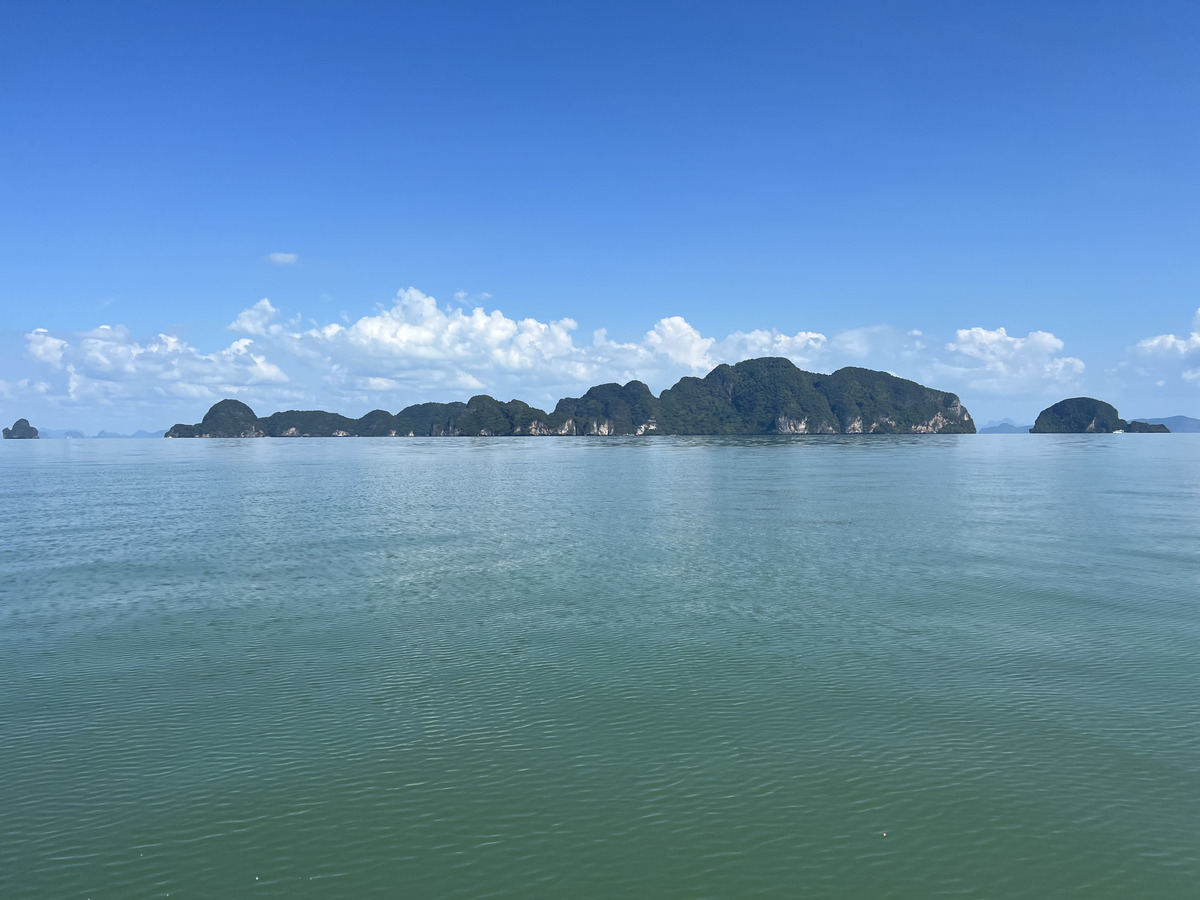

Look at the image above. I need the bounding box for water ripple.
[2,436,1198,897]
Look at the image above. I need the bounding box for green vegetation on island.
[1030,398,1170,433]
[549,381,660,435]
[3,418,39,439]
[164,399,263,438]
[165,357,977,438]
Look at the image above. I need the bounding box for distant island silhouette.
[1130,415,1200,433]
[2,418,39,439]
[166,357,976,437]
[978,422,1033,434]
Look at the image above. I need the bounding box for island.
[164,399,264,438]
[167,357,975,437]
[3,418,39,439]
[978,422,1033,434]
[1131,415,1200,433]
[1030,398,1170,433]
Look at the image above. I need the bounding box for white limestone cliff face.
[774,416,834,434]
[911,413,950,433]
[910,401,972,433]
[200,426,264,438]
[547,418,612,435]
[839,399,972,434]
[774,416,808,433]
[869,416,897,433]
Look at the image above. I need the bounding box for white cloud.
[1135,307,1200,357]
[214,290,1089,412]
[266,252,298,265]
[0,377,51,399]
[940,326,1084,394]
[227,298,281,336]
[218,288,849,408]
[26,329,68,366]
[12,285,1110,430]
[17,325,290,416]
[1119,309,1200,400]
[643,316,716,368]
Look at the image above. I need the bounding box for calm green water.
[2,436,1198,898]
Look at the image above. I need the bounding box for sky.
[2,0,1198,433]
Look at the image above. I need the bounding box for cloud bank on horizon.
[7,287,1196,431]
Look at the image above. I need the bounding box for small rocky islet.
[166,357,977,438]
[1029,398,1170,433]
[2,418,39,439]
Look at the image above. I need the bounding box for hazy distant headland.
[977,421,1034,434]
[1131,415,1200,433]
[166,357,977,438]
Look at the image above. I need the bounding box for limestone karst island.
[5,362,1182,440]
[2,418,39,439]
[166,358,976,438]
[1029,398,1169,433]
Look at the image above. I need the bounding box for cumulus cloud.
[12,285,1104,430]
[227,298,282,336]
[1121,308,1200,400]
[15,325,291,418]
[1135,308,1200,357]
[266,252,298,265]
[643,316,715,368]
[26,329,68,365]
[715,327,827,365]
[939,326,1084,395]
[212,289,1089,412]
[335,288,576,367]
[216,288,849,409]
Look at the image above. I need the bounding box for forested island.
[1030,398,1170,433]
[166,357,976,437]
[2,418,39,439]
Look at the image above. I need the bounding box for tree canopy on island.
[2,418,39,439]
[165,357,978,437]
[1030,397,1169,433]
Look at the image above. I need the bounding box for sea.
[2,435,1198,899]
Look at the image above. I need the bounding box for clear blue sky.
[3,0,1197,432]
